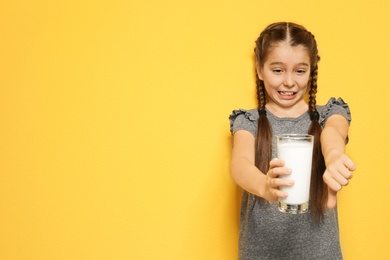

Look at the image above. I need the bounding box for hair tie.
[258,109,267,116]
[310,110,320,121]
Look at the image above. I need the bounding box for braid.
[252,73,273,208]
[309,63,319,113]
[255,74,272,174]
[256,78,266,110]
[307,62,327,222]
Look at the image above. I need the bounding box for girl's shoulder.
[229,108,259,136]
[229,108,259,122]
[317,97,352,126]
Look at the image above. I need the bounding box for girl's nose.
[283,74,295,87]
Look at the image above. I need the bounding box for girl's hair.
[254,22,327,221]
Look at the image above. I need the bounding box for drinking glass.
[277,134,314,214]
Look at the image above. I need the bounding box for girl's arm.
[321,114,356,208]
[230,130,293,202]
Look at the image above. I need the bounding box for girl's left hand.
[322,150,356,208]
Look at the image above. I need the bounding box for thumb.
[327,187,338,209]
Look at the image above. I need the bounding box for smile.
[279,91,296,95]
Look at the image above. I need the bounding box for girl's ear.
[256,62,264,80]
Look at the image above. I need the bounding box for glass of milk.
[277,134,314,214]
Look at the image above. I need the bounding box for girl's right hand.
[261,158,294,202]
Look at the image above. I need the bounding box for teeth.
[280,91,294,95]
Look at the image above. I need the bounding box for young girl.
[229,22,356,259]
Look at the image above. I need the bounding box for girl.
[229,22,356,259]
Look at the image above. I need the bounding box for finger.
[335,168,351,185]
[343,156,356,171]
[323,174,343,192]
[327,165,350,186]
[264,187,288,202]
[336,158,355,179]
[339,166,353,180]
[272,178,294,188]
[269,158,284,168]
[269,167,292,178]
[271,189,289,200]
[327,188,338,209]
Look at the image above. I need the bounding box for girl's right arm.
[230,130,293,202]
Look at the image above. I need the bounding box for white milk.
[277,141,313,205]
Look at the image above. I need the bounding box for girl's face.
[257,42,311,116]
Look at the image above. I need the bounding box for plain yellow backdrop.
[0,0,388,259]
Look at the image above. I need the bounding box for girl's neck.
[265,102,308,118]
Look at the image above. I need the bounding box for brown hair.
[254,22,327,221]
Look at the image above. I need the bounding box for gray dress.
[229,98,351,260]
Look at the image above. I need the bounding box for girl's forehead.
[266,43,310,63]
[269,41,308,53]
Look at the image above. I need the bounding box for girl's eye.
[297,69,306,74]
[272,69,282,73]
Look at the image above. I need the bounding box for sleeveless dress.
[229,98,351,260]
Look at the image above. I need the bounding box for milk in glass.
[277,134,314,214]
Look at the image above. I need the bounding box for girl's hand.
[323,150,356,208]
[261,159,294,202]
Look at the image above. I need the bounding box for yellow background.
[0,0,388,259]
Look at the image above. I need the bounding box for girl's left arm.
[321,114,356,208]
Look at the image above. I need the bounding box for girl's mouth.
[279,91,295,96]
